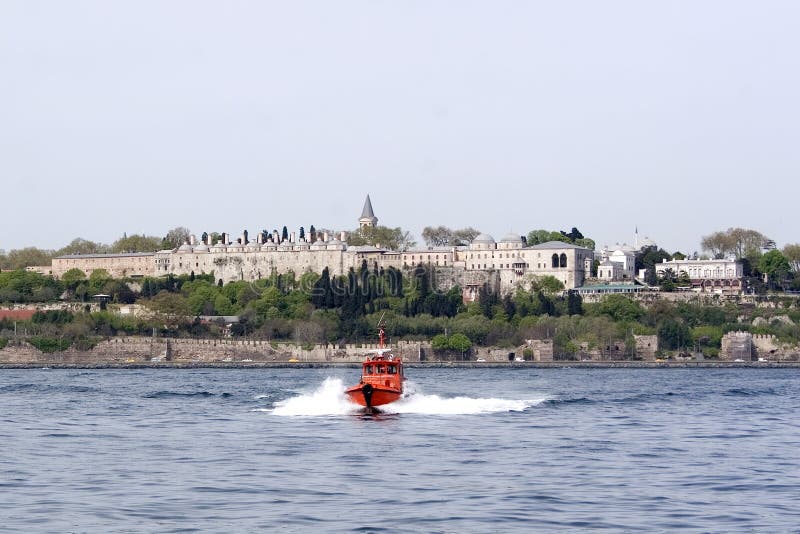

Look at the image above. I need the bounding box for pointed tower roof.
[361,194,375,219]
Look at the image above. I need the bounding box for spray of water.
[267,378,547,417]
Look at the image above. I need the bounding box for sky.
[1,1,799,254]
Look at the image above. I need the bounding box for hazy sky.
[2,1,798,254]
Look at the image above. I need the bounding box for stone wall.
[52,253,155,279]
[0,336,427,364]
[721,331,753,361]
[524,339,554,362]
[634,335,658,361]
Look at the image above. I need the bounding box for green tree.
[596,294,644,322]
[758,249,791,289]
[528,275,564,295]
[448,333,472,353]
[527,229,570,246]
[658,318,691,351]
[146,291,190,326]
[112,234,161,252]
[348,226,416,251]
[56,238,107,256]
[61,268,87,288]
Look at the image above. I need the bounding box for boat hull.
[345,384,402,408]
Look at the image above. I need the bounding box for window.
[551,254,559,268]
[560,253,567,268]
[364,365,373,374]
[388,365,397,374]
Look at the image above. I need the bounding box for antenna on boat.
[377,311,386,349]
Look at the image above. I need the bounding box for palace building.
[47,195,592,295]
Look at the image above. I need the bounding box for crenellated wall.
[0,337,427,364]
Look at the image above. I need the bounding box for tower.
[359,194,378,229]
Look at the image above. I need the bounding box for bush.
[28,336,72,353]
[0,337,7,350]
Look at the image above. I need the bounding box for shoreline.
[2,361,799,370]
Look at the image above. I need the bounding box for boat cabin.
[360,355,404,389]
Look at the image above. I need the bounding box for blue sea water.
[0,367,798,533]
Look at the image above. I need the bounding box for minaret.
[359,194,378,229]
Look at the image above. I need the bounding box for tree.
[566,290,583,315]
[635,245,672,275]
[422,226,452,247]
[528,275,564,295]
[56,238,106,256]
[112,234,161,252]
[783,244,800,273]
[527,229,570,246]
[146,291,190,326]
[348,226,416,251]
[701,228,769,260]
[282,226,289,242]
[448,333,472,353]
[658,318,691,351]
[596,294,644,322]
[61,268,87,289]
[2,247,54,270]
[561,227,583,242]
[163,227,191,249]
[758,250,791,289]
[451,227,481,245]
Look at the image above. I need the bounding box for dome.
[500,233,523,243]
[473,233,496,244]
[194,244,209,253]
[177,243,193,253]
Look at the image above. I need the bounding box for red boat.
[345,322,404,409]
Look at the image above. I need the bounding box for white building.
[655,258,744,294]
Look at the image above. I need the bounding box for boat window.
[388,365,396,374]
[364,365,372,374]
[376,365,384,373]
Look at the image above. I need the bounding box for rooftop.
[56,252,156,259]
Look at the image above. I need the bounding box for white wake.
[266,378,547,417]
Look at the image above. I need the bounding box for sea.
[1,367,798,533]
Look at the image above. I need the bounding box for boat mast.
[377,311,386,349]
